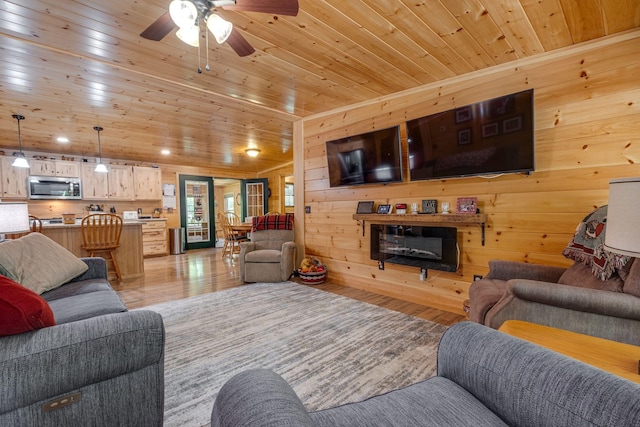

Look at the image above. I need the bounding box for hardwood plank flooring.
[114,247,465,327]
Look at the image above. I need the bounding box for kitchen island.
[41,221,145,281]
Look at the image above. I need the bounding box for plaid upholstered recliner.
[239,214,296,283]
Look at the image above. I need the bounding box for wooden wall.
[299,30,640,315]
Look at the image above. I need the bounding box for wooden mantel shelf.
[353,213,488,245]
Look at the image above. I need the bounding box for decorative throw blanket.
[562,205,630,280]
[252,213,294,232]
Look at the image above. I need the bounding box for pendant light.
[94,126,108,173]
[11,114,29,168]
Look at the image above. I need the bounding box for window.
[224,194,234,212]
[284,183,294,207]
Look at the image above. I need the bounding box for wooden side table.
[498,320,640,384]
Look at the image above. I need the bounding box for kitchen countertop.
[42,217,167,228]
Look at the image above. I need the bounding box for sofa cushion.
[245,249,282,264]
[310,376,508,426]
[46,289,127,324]
[0,274,55,336]
[0,233,88,294]
[558,262,624,292]
[40,278,114,302]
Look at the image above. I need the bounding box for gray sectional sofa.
[469,259,640,345]
[0,257,165,426]
[211,321,640,427]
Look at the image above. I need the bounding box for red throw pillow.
[0,274,55,336]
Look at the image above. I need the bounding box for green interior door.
[179,174,215,250]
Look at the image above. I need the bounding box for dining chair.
[217,212,247,258]
[6,215,43,239]
[81,214,123,282]
[225,212,241,225]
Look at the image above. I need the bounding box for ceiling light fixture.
[176,23,200,47]
[206,14,233,44]
[169,0,198,29]
[94,126,108,173]
[57,136,69,143]
[11,114,29,168]
[161,149,171,155]
[245,148,260,157]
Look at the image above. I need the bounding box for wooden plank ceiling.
[0,0,638,173]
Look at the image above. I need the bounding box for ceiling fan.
[140,0,299,57]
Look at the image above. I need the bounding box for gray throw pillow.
[0,233,88,294]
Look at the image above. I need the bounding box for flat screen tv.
[326,125,403,188]
[406,89,534,181]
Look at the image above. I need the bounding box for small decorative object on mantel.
[395,203,407,214]
[356,201,375,214]
[377,204,392,214]
[422,199,437,214]
[456,197,478,214]
[298,257,326,285]
[441,202,450,214]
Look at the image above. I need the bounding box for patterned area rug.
[141,282,448,427]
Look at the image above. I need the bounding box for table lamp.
[603,177,640,257]
[0,202,30,241]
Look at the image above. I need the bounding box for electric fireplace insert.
[370,224,458,272]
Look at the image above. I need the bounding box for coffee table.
[498,320,640,384]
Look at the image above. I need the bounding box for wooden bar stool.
[81,214,123,282]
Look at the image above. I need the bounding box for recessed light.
[57,136,69,143]
[161,149,171,155]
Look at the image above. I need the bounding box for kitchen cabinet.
[108,165,135,200]
[141,220,168,257]
[81,163,109,199]
[134,166,162,200]
[0,156,29,198]
[30,159,80,177]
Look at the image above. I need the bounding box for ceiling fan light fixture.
[176,24,200,47]
[207,14,233,44]
[11,114,29,168]
[245,148,260,157]
[169,0,198,29]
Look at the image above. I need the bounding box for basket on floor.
[298,268,327,285]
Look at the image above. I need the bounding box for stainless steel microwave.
[28,176,82,200]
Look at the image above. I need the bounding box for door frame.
[240,178,269,220]
[179,174,215,250]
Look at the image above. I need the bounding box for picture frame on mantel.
[356,201,375,214]
[377,204,392,214]
[422,199,437,214]
[456,197,478,214]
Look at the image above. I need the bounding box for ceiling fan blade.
[140,11,177,41]
[222,0,299,16]
[225,28,255,57]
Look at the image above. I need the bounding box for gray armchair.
[239,216,296,283]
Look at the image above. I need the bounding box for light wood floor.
[114,248,465,327]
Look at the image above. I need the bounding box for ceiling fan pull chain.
[205,26,211,71]
[197,22,202,74]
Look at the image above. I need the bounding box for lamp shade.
[604,177,640,257]
[207,14,233,44]
[0,203,30,234]
[169,0,198,28]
